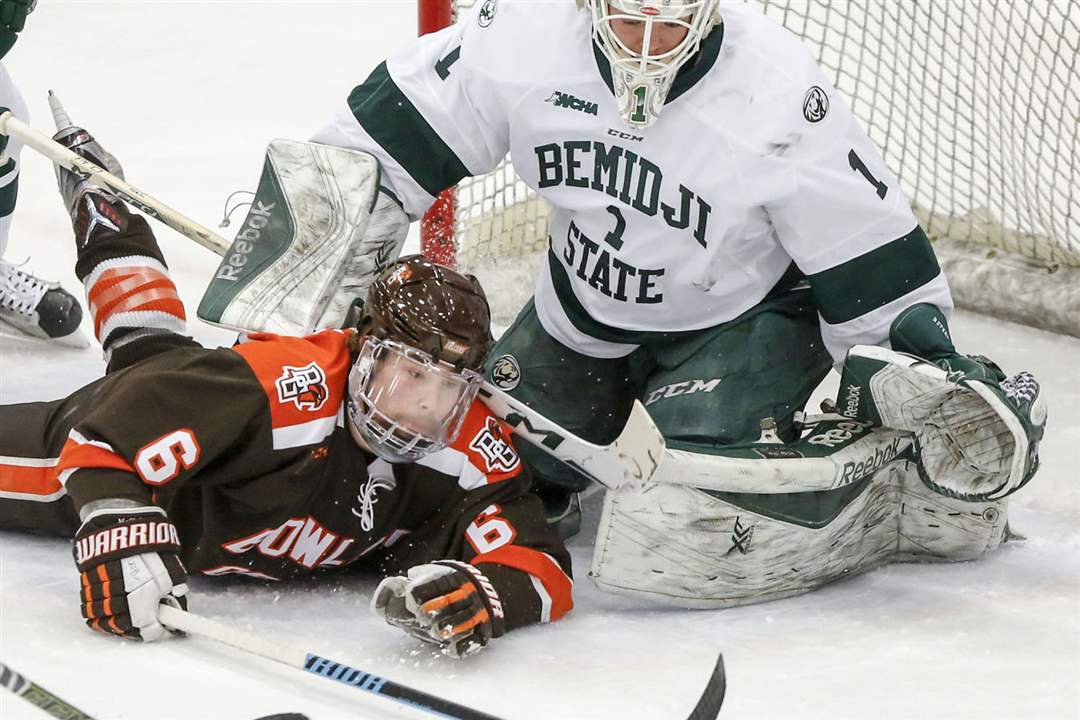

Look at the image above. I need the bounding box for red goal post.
[418,0,459,268]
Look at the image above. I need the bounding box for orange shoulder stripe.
[57,436,136,485]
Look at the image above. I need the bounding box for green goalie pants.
[484,286,834,494]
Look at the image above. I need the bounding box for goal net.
[419,0,1080,336]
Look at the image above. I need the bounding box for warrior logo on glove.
[74,507,189,641]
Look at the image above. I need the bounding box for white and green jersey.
[313,1,951,362]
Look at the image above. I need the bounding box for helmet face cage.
[346,336,482,464]
[587,0,718,127]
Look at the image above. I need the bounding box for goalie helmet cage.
[418,0,1080,337]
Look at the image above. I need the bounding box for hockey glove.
[372,561,504,658]
[838,346,1045,502]
[52,115,126,218]
[73,505,188,641]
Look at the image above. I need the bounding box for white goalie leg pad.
[589,465,907,608]
[896,471,1009,561]
[197,141,407,335]
[589,427,1011,608]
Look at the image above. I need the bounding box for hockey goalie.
[281,0,1047,608]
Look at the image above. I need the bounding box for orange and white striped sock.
[82,256,187,351]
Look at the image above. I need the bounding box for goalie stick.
[479,384,664,490]
[0,661,96,720]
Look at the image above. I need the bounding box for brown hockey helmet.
[358,255,494,371]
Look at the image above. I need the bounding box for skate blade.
[0,320,91,349]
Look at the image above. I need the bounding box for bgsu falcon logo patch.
[275,362,329,411]
[469,417,520,473]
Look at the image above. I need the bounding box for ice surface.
[1,3,1078,719]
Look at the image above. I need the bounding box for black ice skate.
[0,259,86,346]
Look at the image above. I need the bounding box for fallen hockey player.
[0,117,572,656]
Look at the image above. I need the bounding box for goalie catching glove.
[837,304,1046,502]
[372,561,505,658]
[73,505,189,641]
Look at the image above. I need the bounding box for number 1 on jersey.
[630,86,648,125]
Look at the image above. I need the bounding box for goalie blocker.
[198,140,409,335]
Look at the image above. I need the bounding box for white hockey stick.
[0,107,229,255]
[157,605,505,720]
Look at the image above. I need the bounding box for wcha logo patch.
[546,91,599,116]
[275,362,329,412]
[802,85,829,123]
[490,354,522,390]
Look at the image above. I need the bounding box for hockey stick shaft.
[0,661,97,720]
[0,111,230,255]
[157,605,506,720]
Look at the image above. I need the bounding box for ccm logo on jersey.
[645,378,721,406]
[468,418,520,473]
[275,362,329,411]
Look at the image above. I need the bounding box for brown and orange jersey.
[0,330,571,633]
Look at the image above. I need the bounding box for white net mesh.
[434,0,1080,334]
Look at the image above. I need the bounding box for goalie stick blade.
[685,653,726,720]
[479,383,665,490]
[251,715,309,719]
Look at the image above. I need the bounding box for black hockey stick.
[0,661,97,720]
[686,653,727,719]
[159,605,506,720]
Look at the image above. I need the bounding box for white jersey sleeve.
[311,4,512,219]
[749,32,952,361]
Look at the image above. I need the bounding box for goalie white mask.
[347,336,482,464]
[586,0,720,127]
